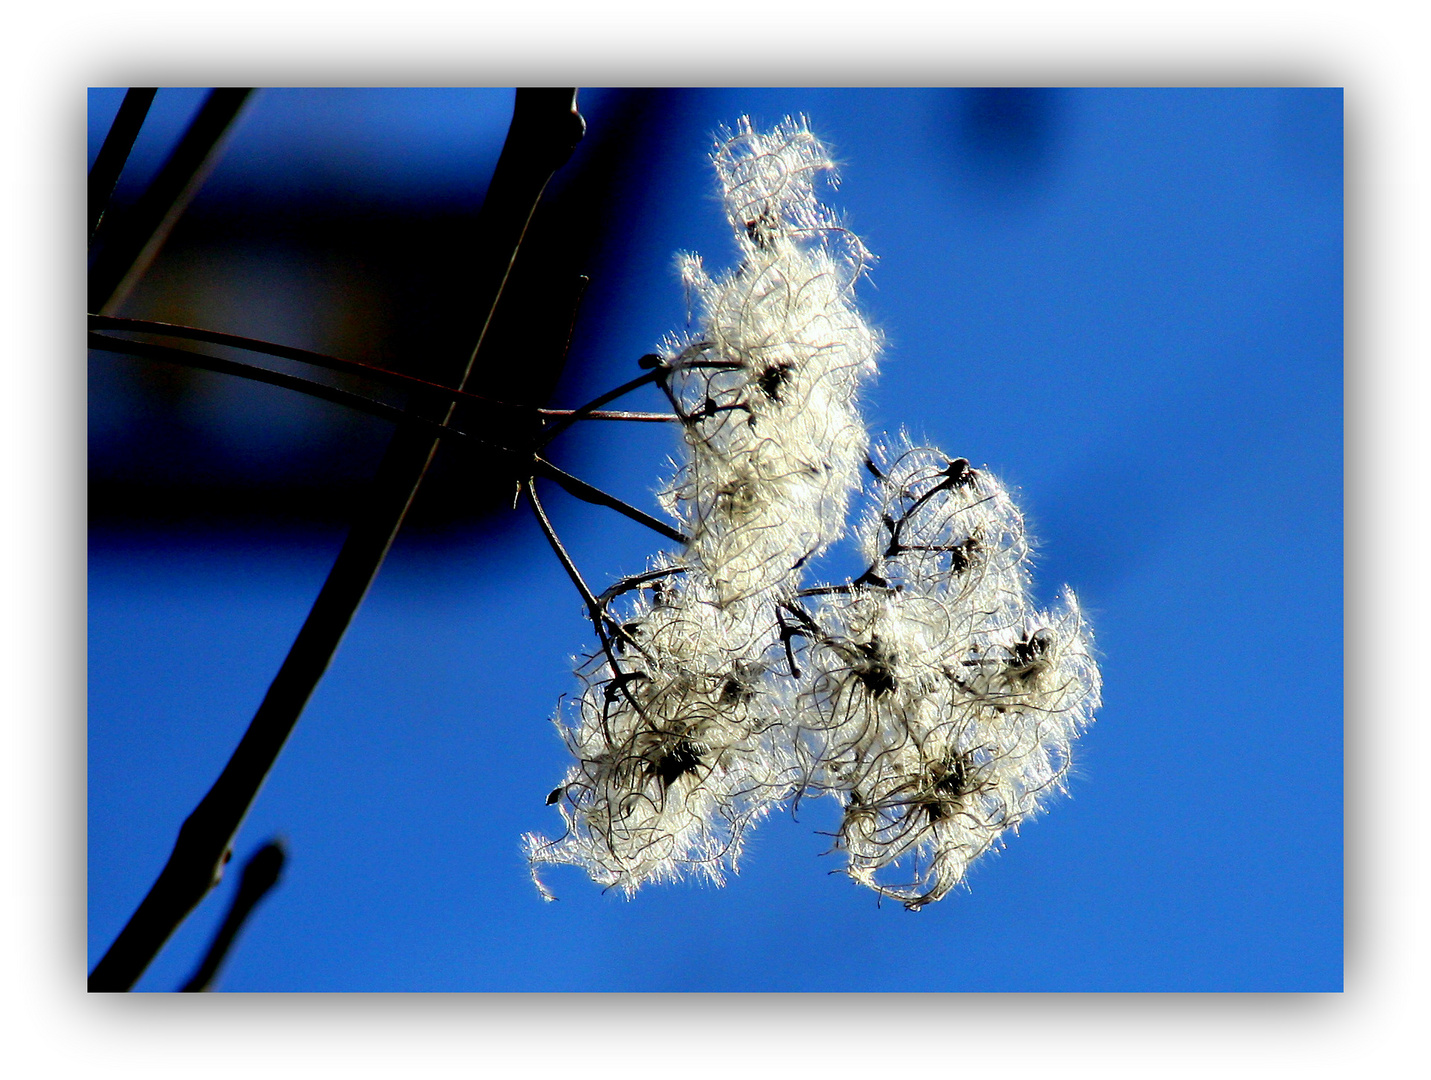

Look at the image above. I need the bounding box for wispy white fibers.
[662,116,878,604]
[525,117,878,896]
[525,119,1099,908]
[525,567,795,897]
[798,438,1100,907]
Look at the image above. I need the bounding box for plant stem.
[88,88,253,315]
[90,314,674,423]
[535,368,661,447]
[523,480,649,711]
[89,314,530,413]
[88,333,686,542]
[86,332,512,453]
[533,456,689,546]
[179,841,286,992]
[88,88,157,246]
[88,89,585,992]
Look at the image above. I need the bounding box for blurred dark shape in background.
[88,89,689,542]
[931,87,1063,199]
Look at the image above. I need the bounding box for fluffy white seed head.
[793,437,1101,907]
[523,570,798,897]
[526,117,879,896]
[661,116,880,605]
[525,122,1100,909]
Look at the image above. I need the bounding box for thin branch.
[597,565,688,605]
[678,360,747,371]
[535,368,661,448]
[523,481,650,712]
[523,479,603,617]
[88,89,586,993]
[775,598,830,679]
[654,365,686,419]
[881,460,980,557]
[179,841,286,992]
[90,313,526,411]
[558,410,674,423]
[91,314,676,425]
[86,332,499,452]
[777,609,808,680]
[533,456,689,546]
[89,333,688,549]
[798,583,888,598]
[549,272,590,387]
[780,598,825,636]
[89,88,157,246]
[89,88,253,315]
[534,326,754,452]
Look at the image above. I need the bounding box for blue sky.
[88,88,1342,991]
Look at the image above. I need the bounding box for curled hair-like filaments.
[789,436,1101,905]
[525,120,1100,909]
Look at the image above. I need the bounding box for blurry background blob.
[89,88,1341,991]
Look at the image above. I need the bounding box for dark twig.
[86,332,500,451]
[87,334,687,548]
[179,841,286,992]
[798,583,889,598]
[533,456,689,546]
[523,479,604,617]
[554,410,673,423]
[523,481,649,714]
[537,348,746,447]
[549,272,590,387]
[88,89,585,993]
[597,565,688,605]
[535,368,661,448]
[776,598,828,679]
[89,314,674,424]
[88,88,253,315]
[89,313,527,413]
[88,88,157,246]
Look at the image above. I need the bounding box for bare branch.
[88,88,156,246]
[89,333,689,550]
[92,314,677,426]
[523,481,650,712]
[89,89,586,993]
[86,332,505,453]
[533,456,689,546]
[89,88,253,315]
[179,841,286,992]
[535,368,661,448]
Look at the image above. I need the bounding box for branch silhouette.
[180,841,286,992]
[88,314,675,424]
[86,334,687,547]
[88,88,155,245]
[89,88,253,315]
[89,88,587,992]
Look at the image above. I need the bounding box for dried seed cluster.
[523,117,1100,909]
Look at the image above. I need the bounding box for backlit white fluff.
[525,119,1099,908]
